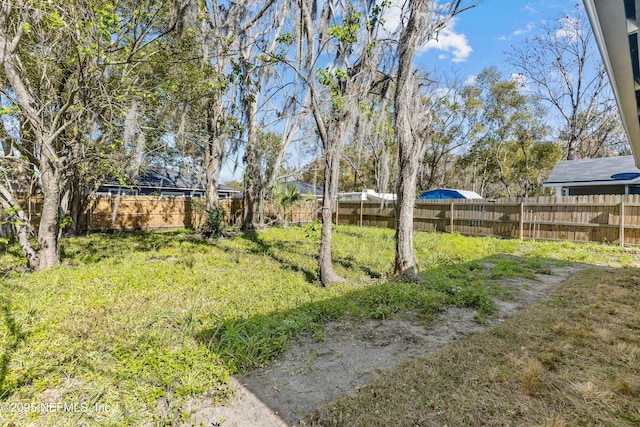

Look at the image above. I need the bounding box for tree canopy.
[0,0,624,271]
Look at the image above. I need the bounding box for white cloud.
[380,1,403,34]
[554,15,582,42]
[419,18,472,63]
[433,87,451,98]
[379,2,472,63]
[498,23,535,41]
[464,75,477,86]
[513,23,534,36]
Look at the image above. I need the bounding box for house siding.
[568,185,627,195]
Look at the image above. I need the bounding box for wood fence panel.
[413,195,640,245]
[10,194,640,247]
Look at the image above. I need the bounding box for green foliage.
[453,67,557,198]
[303,221,322,243]
[276,33,294,46]
[274,185,305,225]
[199,206,226,238]
[328,11,361,43]
[316,68,335,87]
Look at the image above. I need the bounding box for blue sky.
[416,0,583,78]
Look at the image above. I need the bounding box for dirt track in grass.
[188,264,583,426]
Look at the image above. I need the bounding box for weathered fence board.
[8,193,640,246]
[333,195,640,246]
[1,196,318,234]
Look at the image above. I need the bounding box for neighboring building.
[97,168,240,198]
[543,156,640,196]
[338,189,397,202]
[418,188,482,200]
[279,180,324,199]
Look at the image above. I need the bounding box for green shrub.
[200,205,226,238]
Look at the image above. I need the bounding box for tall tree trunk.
[393,0,432,279]
[0,21,65,269]
[62,173,83,236]
[205,105,226,210]
[318,139,346,284]
[37,159,62,270]
[242,95,261,230]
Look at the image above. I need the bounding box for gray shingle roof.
[136,168,204,190]
[102,168,239,193]
[545,156,640,184]
[281,180,323,196]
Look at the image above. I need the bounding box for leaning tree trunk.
[0,185,38,269]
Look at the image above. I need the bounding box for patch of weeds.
[201,318,290,371]
[422,265,495,315]
[485,281,518,301]
[490,258,534,279]
[370,305,392,320]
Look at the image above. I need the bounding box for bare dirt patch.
[191,264,583,426]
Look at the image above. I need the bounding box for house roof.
[135,168,204,191]
[544,156,640,186]
[102,168,239,193]
[418,189,482,200]
[281,180,323,196]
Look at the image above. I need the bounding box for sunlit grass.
[0,225,638,425]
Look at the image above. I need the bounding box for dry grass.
[307,267,640,426]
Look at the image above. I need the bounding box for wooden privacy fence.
[334,194,640,247]
[9,193,640,246]
[2,195,319,235]
[81,196,320,231]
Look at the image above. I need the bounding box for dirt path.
[189,264,583,426]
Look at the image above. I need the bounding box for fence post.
[450,201,454,233]
[335,200,339,225]
[519,201,524,240]
[359,200,363,227]
[620,201,625,247]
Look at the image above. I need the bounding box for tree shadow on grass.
[60,230,213,265]
[237,231,320,283]
[193,254,590,424]
[0,287,28,400]
[194,253,566,372]
[236,231,386,284]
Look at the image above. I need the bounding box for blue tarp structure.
[418,189,482,200]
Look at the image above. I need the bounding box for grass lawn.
[308,267,640,427]
[0,224,638,425]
